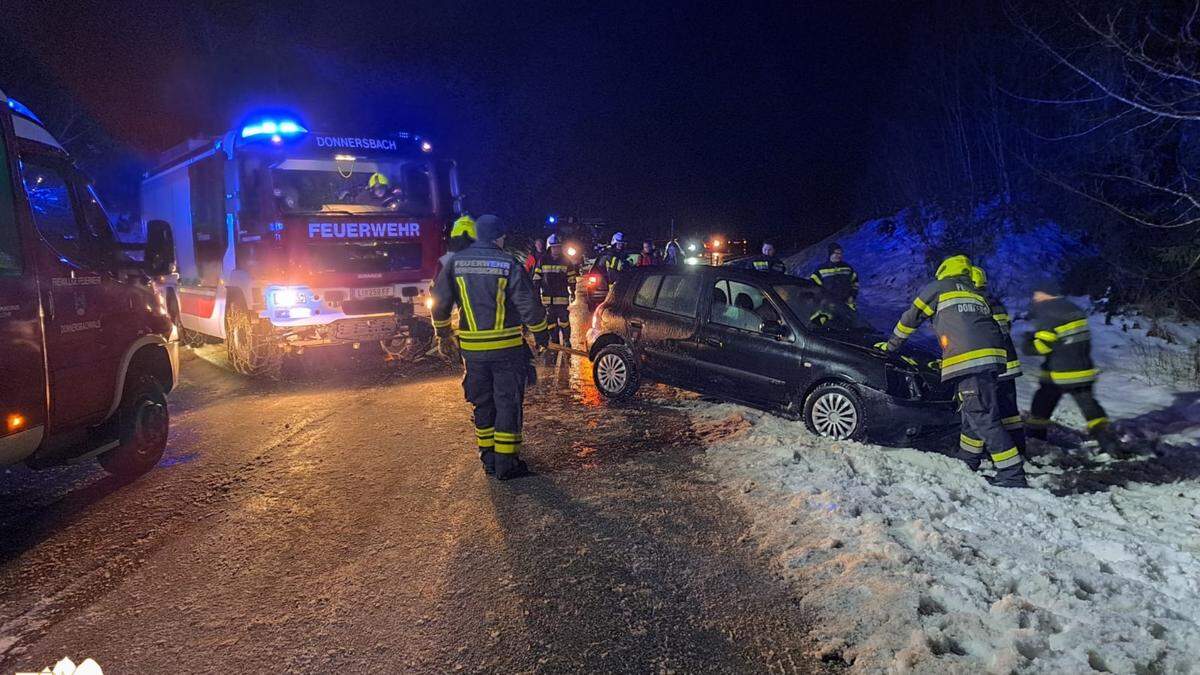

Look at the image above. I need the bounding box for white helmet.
[546,233,560,247]
[611,232,625,245]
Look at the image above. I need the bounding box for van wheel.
[225,303,283,378]
[803,382,866,441]
[99,374,169,476]
[592,344,640,400]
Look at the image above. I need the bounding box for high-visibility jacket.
[595,246,632,283]
[887,272,1008,382]
[532,252,578,305]
[431,241,548,361]
[1025,296,1096,387]
[984,293,1022,381]
[740,255,787,274]
[810,260,858,303]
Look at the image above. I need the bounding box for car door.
[623,271,705,387]
[692,278,803,406]
[19,150,119,428]
[0,109,47,461]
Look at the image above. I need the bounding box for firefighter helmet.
[368,172,390,188]
[935,254,972,280]
[546,233,560,247]
[451,214,476,240]
[611,232,625,245]
[969,265,988,289]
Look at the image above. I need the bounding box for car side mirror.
[763,319,791,340]
[144,219,176,278]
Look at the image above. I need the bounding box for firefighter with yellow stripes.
[879,254,1027,488]
[957,265,1025,456]
[532,233,578,352]
[431,215,549,480]
[810,243,859,310]
[1022,278,1119,453]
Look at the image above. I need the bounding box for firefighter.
[431,215,549,480]
[1022,278,1119,453]
[957,266,1025,458]
[741,241,787,273]
[595,232,631,283]
[532,233,578,351]
[436,214,476,274]
[879,253,1027,488]
[357,172,392,206]
[810,243,859,309]
[525,236,545,274]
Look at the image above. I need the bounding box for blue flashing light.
[546,215,558,225]
[7,98,45,125]
[241,115,308,141]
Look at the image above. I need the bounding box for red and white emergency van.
[0,89,179,476]
[142,112,461,376]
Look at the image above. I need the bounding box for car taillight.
[586,274,600,287]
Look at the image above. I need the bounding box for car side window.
[709,279,771,333]
[634,274,662,308]
[654,274,700,317]
[20,158,89,264]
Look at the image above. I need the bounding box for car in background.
[584,265,956,444]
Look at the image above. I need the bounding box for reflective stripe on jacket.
[809,261,858,302]
[1026,297,1096,386]
[431,241,547,361]
[532,252,578,305]
[887,275,1008,382]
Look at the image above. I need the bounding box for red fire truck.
[142,112,461,376]
[0,89,178,476]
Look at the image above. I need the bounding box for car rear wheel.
[99,373,169,476]
[592,344,640,400]
[803,382,866,441]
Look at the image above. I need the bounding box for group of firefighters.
[432,217,1111,489]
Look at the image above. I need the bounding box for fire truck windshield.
[264,158,434,216]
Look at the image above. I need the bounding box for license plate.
[354,286,395,299]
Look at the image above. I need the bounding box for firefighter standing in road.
[431,215,549,480]
[880,254,1027,488]
[595,232,632,283]
[958,265,1025,457]
[740,241,788,273]
[810,243,859,310]
[1022,279,1120,453]
[532,234,578,351]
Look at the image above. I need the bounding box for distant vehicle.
[0,89,178,476]
[142,112,463,376]
[584,265,956,444]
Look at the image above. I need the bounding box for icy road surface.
[0,344,828,673]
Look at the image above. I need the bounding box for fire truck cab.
[142,112,460,376]
[0,89,179,476]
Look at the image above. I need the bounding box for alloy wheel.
[595,353,628,393]
[810,391,858,439]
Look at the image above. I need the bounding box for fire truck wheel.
[225,303,283,379]
[99,374,169,477]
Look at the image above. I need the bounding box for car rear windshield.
[773,283,871,332]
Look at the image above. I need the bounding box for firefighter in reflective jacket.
[532,233,578,349]
[1022,278,1119,453]
[742,241,787,273]
[431,215,549,480]
[595,232,631,283]
[810,242,858,309]
[958,266,1025,457]
[880,254,1027,488]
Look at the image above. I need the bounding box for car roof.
[627,264,818,288]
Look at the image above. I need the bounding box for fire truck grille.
[332,317,399,342]
[341,298,401,315]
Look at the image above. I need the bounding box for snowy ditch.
[674,312,1200,673]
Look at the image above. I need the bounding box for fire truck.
[142,112,461,376]
[0,89,178,476]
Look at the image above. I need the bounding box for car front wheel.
[803,382,866,441]
[592,344,640,400]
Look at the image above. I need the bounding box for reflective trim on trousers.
[991,447,1022,468]
[494,431,522,454]
[959,434,985,454]
[475,426,495,449]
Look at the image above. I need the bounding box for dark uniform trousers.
[955,369,1024,485]
[544,302,571,346]
[464,357,528,456]
[1027,382,1107,439]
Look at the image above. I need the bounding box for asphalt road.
[0,341,829,673]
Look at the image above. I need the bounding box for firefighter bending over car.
[532,233,578,354]
[958,265,1025,456]
[432,215,549,480]
[1022,278,1119,454]
[879,253,1027,488]
[810,242,858,310]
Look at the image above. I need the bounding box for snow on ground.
[679,212,1200,672]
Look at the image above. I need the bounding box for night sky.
[1,1,919,245]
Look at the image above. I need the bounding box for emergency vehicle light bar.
[6,98,44,125]
[241,116,308,141]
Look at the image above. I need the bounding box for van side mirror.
[144,220,176,277]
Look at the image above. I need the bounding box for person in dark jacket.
[595,232,632,283]
[957,266,1025,457]
[810,242,859,309]
[881,253,1027,487]
[736,241,788,273]
[637,240,659,266]
[431,215,549,480]
[532,233,578,350]
[1022,278,1119,453]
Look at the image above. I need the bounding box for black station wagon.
[583,265,957,444]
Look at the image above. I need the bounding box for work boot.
[494,453,530,481]
[989,464,1029,489]
[1094,426,1134,459]
[480,450,496,476]
[956,451,983,472]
